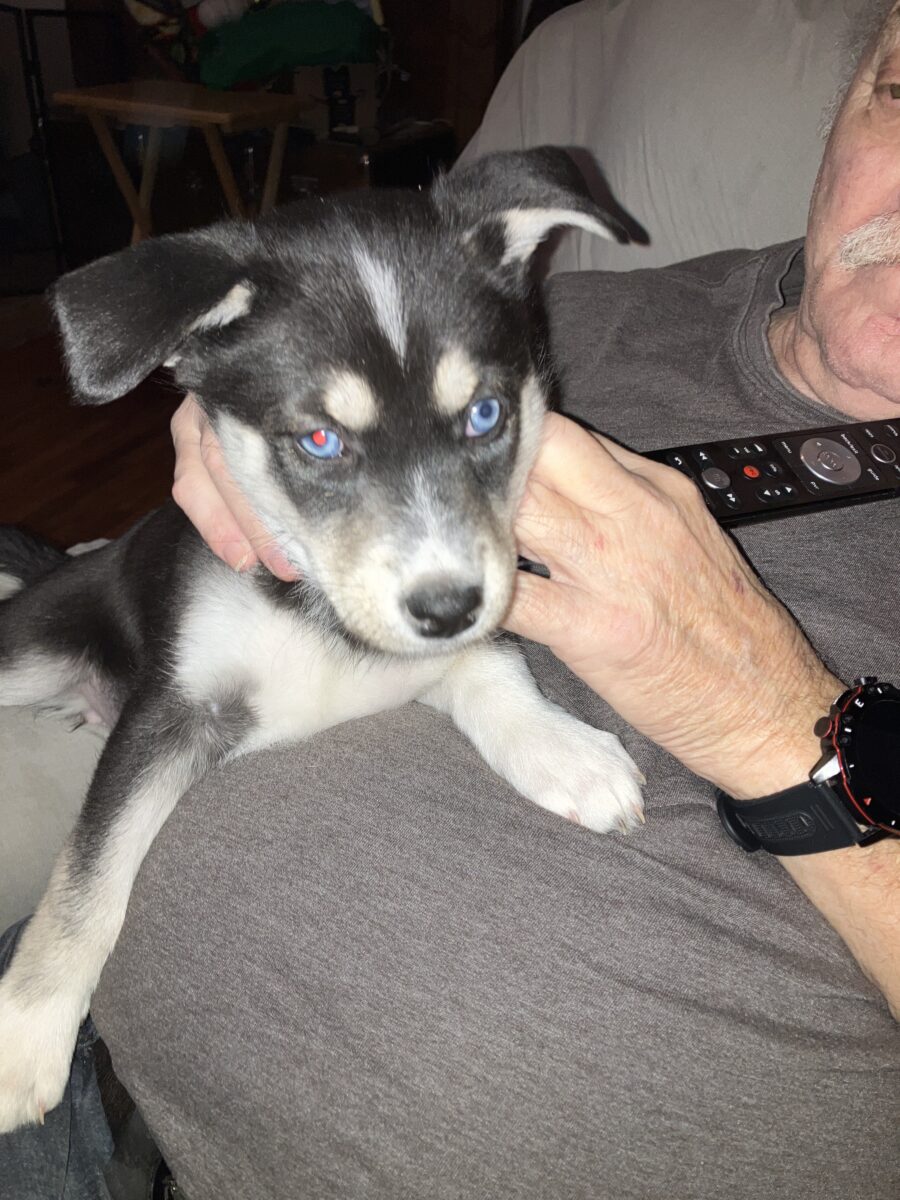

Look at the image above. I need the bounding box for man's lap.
[90,701,900,1200]
[2,633,895,1197]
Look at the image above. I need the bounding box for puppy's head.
[52,148,627,656]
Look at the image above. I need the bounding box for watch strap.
[716,781,867,855]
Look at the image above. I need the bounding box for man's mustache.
[839,213,900,268]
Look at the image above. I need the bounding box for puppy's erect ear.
[433,146,630,266]
[50,226,257,404]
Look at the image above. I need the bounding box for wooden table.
[52,81,307,243]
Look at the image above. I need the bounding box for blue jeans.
[0,918,115,1199]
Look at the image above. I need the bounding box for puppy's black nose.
[405,584,483,638]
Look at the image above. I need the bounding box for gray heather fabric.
[92,242,900,1200]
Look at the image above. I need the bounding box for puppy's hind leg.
[0,601,83,709]
[0,530,85,709]
[0,684,255,1133]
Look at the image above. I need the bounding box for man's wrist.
[713,672,843,801]
[780,832,900,876]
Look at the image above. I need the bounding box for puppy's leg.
[0,685,254,1133]
[419,640,644,832]
[0,549,96,714]
[0,599,82,707]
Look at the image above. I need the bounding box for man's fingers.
[526,413,638,507]
[171,398,256,571]
[172,466,254,572]
[196,421,299,581]
[531,412,685,504]
[171,395,298,582]
[514,475,591,581]
[502,566,571,645]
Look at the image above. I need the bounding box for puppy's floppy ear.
[433,146,630,266]
[50,226,257,404]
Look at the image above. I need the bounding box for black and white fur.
[0,148,644,1132]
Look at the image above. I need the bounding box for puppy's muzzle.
[404,578,483,639]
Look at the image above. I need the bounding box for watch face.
[835,684,900,832]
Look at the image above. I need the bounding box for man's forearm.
[780,838,900,1020]
[720,690,900,1020]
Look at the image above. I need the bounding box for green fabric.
[198,1,378,89]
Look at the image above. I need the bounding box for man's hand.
[504,413,840,799]
[170,395,298,581]
[506,413,900,1018]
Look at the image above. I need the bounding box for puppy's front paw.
[516,717,645,834]
[0,981,79,1133]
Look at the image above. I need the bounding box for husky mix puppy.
[0,148,644,1132]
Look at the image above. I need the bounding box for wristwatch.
[717,677,900,855]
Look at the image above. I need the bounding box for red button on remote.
[743,465,761,479]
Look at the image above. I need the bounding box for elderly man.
[3,1,900,1198]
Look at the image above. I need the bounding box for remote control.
[644,417,900,526]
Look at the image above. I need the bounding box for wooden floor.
[1,333,181,547]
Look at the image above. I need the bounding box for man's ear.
[433,146,631,267]
[49,225,258,405]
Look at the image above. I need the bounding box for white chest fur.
[174,566,449,752]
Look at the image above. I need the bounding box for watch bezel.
[816,679,900,836]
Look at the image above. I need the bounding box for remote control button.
[742,464,761,479]
[755,483,798,504]
[884,423,899,438]
[692,447,713,465]
[762,460,782,476]
[726,442,762,459]
[861,426,878,440]
[871,442,897,464]
[701,467,731,490]
[666,452,689,472]
[722,490,740,508]
[798,436,862,484]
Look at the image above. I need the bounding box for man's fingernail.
[266,548,298,580]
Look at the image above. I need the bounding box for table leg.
[260,122,288,215]
[202,124,247,219]
[87,112,152,241]
[130,125,163,247]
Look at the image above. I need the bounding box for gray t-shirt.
[93,242,900,1200]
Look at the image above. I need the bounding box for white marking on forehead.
[433,346,480,416]
[355,250,407,360]
[322,369,379,431]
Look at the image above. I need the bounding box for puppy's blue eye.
[465,397,503,438]
[296,428,344,459]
